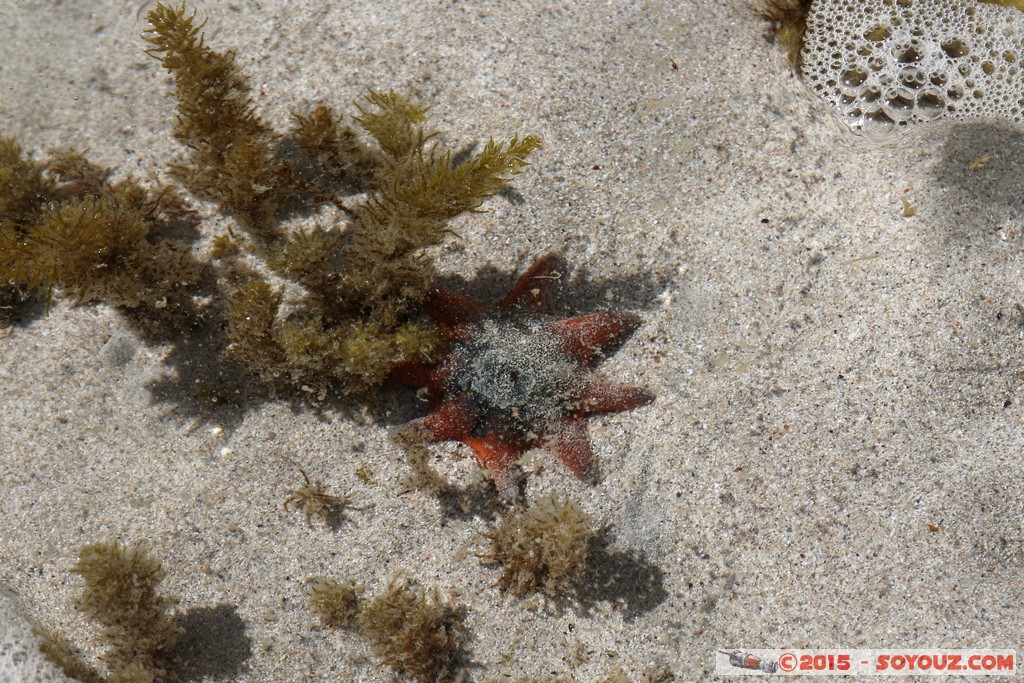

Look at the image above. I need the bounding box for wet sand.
[1,1,1022,680]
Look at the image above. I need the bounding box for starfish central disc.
[451,318,580,437]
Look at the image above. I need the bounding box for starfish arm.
[548,417,598,483]
[463,433,529,499]
[547,311,643,364]
[418,397,478,442]
[424,286,485,329]
[574,383,654,416]
[497,253,564,314]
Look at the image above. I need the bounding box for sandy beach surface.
[1,1,1022,681]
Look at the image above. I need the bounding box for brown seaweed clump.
[3,1,539,402]
[71,541,183,682]
[358,576,466,683]
[306,577,362,630]
[0,137,200,326]
[482,495,596,597]
[306,573,466,681]
[141,2,541,398]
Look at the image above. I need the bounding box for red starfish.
[393,254,653,499]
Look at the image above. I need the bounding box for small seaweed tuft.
[756,0,813,70]
[0,135,202,325]
[0,135,54,221]
[8,195,148,306]
[482,495,596,597]
[354,89,435,161]
[306,577,362,629]
[346,119,541,311]
[0,135,56,317]
[72,541,182,679]
[32,622,103,683]
[223,272,447,398]
[359,575,466,683]
[108,660,157,683]
[143,2,283,232]
[291,105,379,188]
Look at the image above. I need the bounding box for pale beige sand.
[1,1,1023,681]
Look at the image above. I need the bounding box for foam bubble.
[802,0,1024,139]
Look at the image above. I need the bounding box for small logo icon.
[721,650,779,674]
